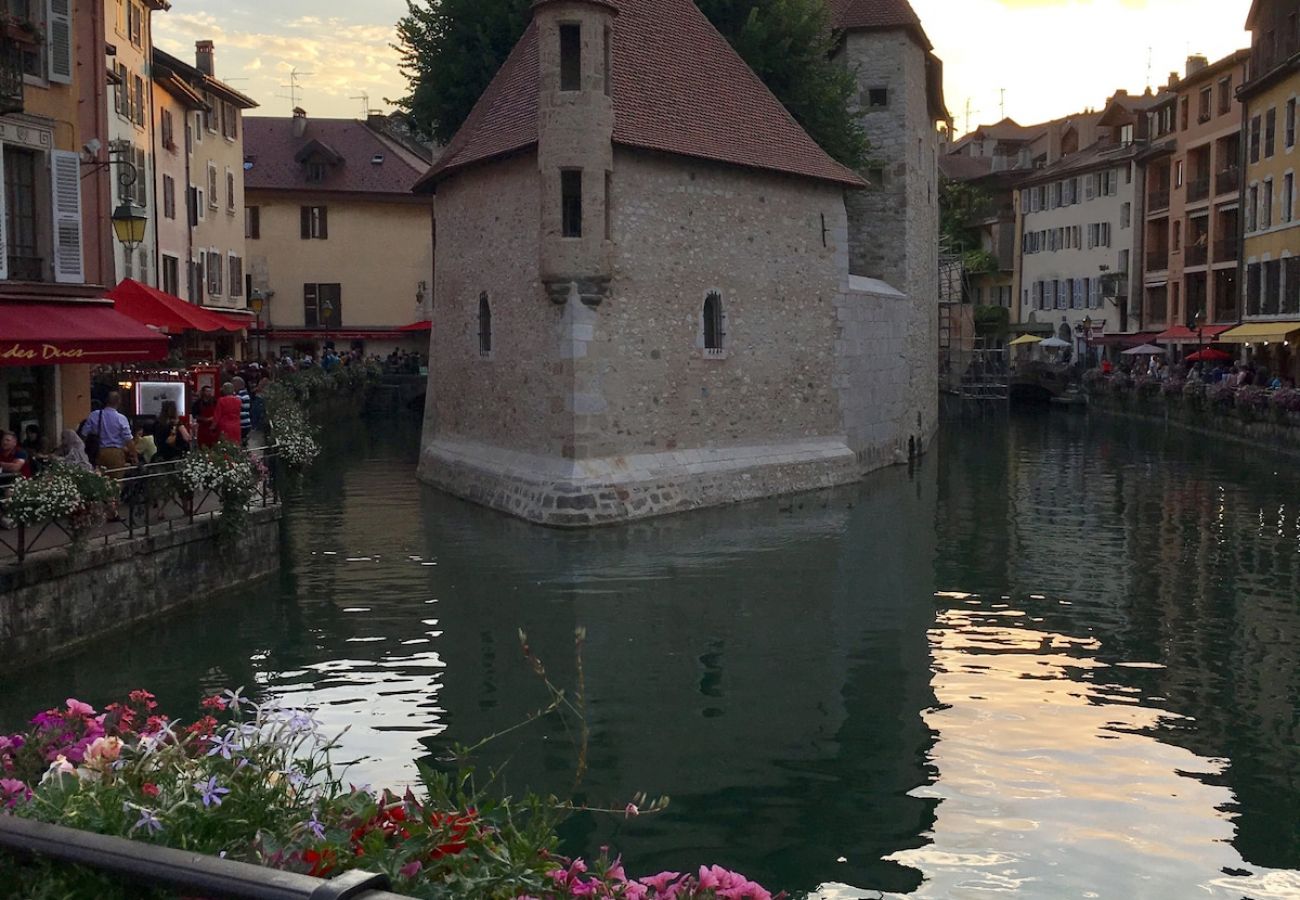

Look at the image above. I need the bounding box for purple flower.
[195,775,230,808]
[0,778,31,808]
[132,808,164,835]
[306,809,326,840]
[206,730,239,760]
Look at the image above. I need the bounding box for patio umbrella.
[1040,337,1071,349]
[1186,347,1233,363]
[1121,343,1167,356]
[1009,333,1043,346]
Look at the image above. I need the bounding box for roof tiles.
[244,118,431,195]
[421,0,863,189]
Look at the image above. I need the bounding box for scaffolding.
[938,244,1008,403]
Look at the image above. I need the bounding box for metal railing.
[1146,251,1169,271]
[1148,190,1170,213]
[1213,239,1239,263]
[0,40,23,116]
[0,447,282,564]
[0,816,407,900]
[7,254,44,282]
[1185,244,1209,267]
[1187,176,1211,203]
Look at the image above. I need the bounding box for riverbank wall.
[0,507,282,667]
[1088,392,1300,458]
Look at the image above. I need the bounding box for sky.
[154,0,1254,134]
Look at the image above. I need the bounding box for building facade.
[1229,0,1300,380]
[417,0,938,526]
[106,0,167,287]
[243,110,433,358]
[0,0,166,440]
[1139,52,1248,347]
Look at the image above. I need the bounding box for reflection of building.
[1223,0,1300,380]
[418,0,941,526]
[0,0,166,440]
[1138,52,1248,348]
[244,110,435,358]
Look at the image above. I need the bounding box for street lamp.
[249,290,268,361]
[110,201,147,252]
[1082,315,1093,366]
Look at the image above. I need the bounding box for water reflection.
[3,413,1300,897]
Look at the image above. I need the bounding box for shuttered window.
[47,0,73,84]
[300,206,328,239]
[51,149,84,284]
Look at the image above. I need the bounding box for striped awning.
[1218,321,1300,344]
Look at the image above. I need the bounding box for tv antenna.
[999,88,1006,120]
[279,68,313,110]
[1146,46,1153,91]
[350,92,371,118]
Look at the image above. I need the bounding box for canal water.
[4,412,1300,898]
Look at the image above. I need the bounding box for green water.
[4,412,1300,898]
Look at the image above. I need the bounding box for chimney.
[293,107,308,138]
[195,40,215,76]
[1186,54,1209,77]
[1168,71,1180,89]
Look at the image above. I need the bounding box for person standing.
[193,385,219,448]
[151,400,192,463]
[79,391,134,473]
[232,376,252,446]
[215,383,244,445]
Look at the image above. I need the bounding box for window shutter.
[318,207,328,239]
[47,0,73,84]
[49,150,85,284]
[301,207,310,239]
[0,150,7,281]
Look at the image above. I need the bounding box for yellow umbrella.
[1009,333,1043,346]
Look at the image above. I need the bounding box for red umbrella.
[1186,347,1233,363]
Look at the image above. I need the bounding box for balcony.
[1216,167,1240,196]
[1146,250,1169,272]
[1185,244,1208,267]
[0,41,23,116]
[7,255,44,281]
[1213,240,1238,263]
[1148,191,1170,213]
[1187,176,1211,204]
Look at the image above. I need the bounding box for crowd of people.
[1099,354,1298,390]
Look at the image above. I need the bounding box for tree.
[392,0,867,168]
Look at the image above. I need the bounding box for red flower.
[301,848,337,877]
[428,809,478,859]
[200,695,228,711]
[141,783,159,798]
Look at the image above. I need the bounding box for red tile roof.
[419,0,863,189]
[244,117,431,195]
[828,0,931,48]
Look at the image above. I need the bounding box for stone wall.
[0,507,282,667]
[1090,392,1300,457]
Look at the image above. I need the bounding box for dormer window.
[307,162,326,183]
[560,23,581,91]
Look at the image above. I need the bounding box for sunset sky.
[153,0,1253,135]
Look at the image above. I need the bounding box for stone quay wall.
[0,507,282,667]
[1090,392,1300,458]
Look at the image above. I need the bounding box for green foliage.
[962,249,999,276]
[973,305,1010,336]
[940,178,993,253]
[392,0,867,168]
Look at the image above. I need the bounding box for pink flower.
[65,699,95,718]
[84,736,123,770]
[0,778,30,808]
[398,860,423,879]
[624,803,640,818]
[637,872,683,895]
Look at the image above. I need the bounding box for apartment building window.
[161,109,176,151]
[1173,220,1182,252]
[127,1,142,47]
[1285,173,1295,223]
[226,169,235,213]
[1288,99,1297,149]
[1199,87,1212,123]
[1266,108,1278,158]
[229,256,244,297]
[1265,259,1282,314]
[1247,262,1261,316]
[1121,202,1131,229]
[132,75,145,128]
[221,102,238,140]
[207,164,218,210]
[1251,115,1262,163]
[304,283,342,327]
[559,23,582,91]
[1175,159,1184,188]
[300,206,328,239]
[1180,96,1189,130]
[206,250,223,296]
[1263,177,1274,228]
[161,254,179,296]
[162,175,176,220]
[1219,77,1233,115]
[4,147,39,281]
[193,112,204,144]
[1248,184,1259,231]
[204,94,217,134]
[561,169,583,237]
[245,206,260,240]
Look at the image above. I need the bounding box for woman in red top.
[215,383,244,446]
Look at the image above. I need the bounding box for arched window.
[478,292,492,356]
[703,291,724,351]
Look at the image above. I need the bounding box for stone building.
[416,0,940,526]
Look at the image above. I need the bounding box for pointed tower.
[532,0,617,306]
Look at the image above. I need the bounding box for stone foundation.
[418,436,874,526]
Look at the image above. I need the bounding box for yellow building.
[244,110,434,359]
[1228,0,1300,380]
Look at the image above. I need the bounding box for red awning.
[0,301,169,367]
[109,279,244,334]
[1155,324,1233,344]
[396,320,432,332]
